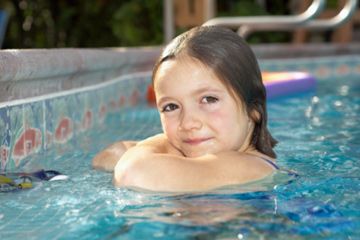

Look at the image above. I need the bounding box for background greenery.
[1,0,299,49]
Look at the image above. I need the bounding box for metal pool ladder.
[163,0,358,41]
[202,0,358,39]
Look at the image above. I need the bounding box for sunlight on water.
[0,76,359,239]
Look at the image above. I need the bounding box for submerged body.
[93,26,278,192]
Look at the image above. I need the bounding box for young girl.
[92,26,278,192]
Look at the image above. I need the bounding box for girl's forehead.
[154,57,222,90]
[165,55,203,69]
[155,56,214,81]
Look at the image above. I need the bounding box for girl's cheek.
[161,116,177,135]
[207,108,228,122]
[209,110,238,133]
[203,103,230,121]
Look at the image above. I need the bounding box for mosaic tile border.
[259,55,360,80]
[0,55,359,171]
[0,72,152,171]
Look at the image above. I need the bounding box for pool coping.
[1,43,359,103]
[0,44,359,171]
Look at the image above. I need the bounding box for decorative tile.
[76,91,99,132]
[91,90,107,127]
[21,101,44,161]
[92,89,107,126]
[45,96,75,146]
[0,106,11,171]
[8,105,24,170]
[354,63,360,75]
[44,99,54,150]
[137,75,152,105]
[1,55,359,171]
[314,66,331,79]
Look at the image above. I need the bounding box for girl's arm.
[113,135,274,192]
[92,141,137,172]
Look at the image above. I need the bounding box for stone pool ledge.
[0,44,359,171]
[0,47,161,171]
[1,43,359,103]
[0,47,161,102]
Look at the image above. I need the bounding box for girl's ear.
[249,109,261,123]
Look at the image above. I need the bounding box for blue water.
[0,76,359,240]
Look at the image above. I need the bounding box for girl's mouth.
[183,137,212,145]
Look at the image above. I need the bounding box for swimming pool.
[0,51,359,239]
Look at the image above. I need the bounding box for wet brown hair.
[152,26,277,158]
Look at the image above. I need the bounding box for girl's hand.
[92,141,137,172]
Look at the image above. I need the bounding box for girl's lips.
[183,137,212,145]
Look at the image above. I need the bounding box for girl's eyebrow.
[156,87,224,106]
[193,87,224,96]
[156,96,173,106]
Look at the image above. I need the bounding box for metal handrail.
[163,0,175,43]
[165,0,357,42]
[302,0,357,29]
[238,0,358,38]
[163,0,216,43]
[203,0,326,30]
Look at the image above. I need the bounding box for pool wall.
[0,44,359,171]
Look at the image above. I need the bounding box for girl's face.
[154,56,255,157]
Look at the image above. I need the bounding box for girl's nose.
[178,109,203,131]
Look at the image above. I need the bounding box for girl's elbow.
[113,169,124,187]
[92,150,118,172]
[92,154,108,171]
[113,159,140,188]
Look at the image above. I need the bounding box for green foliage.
[217,0,291,44]
[217,0,267,17]
[326,0,339,9]
[0,0,296,48]
[111,0,163,46]
[0,0,163,48]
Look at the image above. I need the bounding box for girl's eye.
[161,103,179,112]
[201,96,219,104]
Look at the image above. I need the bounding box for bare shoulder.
[206,151,276,182]
[113,148,276,192]
[112,134,181,188]
[112,144,170,189]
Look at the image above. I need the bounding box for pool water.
[1,76,359,239]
